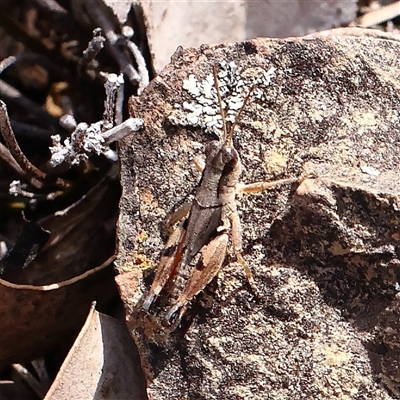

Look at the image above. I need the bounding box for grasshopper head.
[204,140,239,172]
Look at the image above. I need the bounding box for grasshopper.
[142,66,298,329]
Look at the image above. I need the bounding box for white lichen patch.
[171,61,276,137]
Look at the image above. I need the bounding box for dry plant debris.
[0,0,151,396]
[44,304,147,400]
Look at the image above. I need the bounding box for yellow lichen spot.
[120,259,137,273]
[135,253,152,270]
[137,231,148,243]
[9,202,26,209]
[45,82,69,117]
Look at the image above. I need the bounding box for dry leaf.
[44,304,147,400]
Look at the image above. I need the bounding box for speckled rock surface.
[116,31,400,399]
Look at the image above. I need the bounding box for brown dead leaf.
[0,255,116,367]
[0,173,119,365]
[44,304,147,400]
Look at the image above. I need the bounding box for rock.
[116,29,400,399]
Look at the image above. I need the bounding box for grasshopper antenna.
[212,65,256,146]
[228,84,256,146]
[212,65,229,144]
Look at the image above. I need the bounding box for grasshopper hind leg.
[164,233,229,325]
[141,221,187,311]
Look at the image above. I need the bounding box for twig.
[0,132,45,190]
[84,0,119,44]
[59,94,77,131]
[115,74,124,125]
[126,39,149,95]
[9,180,63,200]
[0,100,66,188]
[358,2,400,28]
[0,55,17,75]
[12,363,49,399]
[59,114,77,132]
[79,27,106,76]
[102,117,143,143]
[0,143,26,177]
[82,0,141,84]
[49,117,143,166]
[101,73,124,130]
[0,101,46,181]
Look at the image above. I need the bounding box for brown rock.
[116,30,400,399]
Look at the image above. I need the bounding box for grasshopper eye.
[221,146,239,165]
[204,140,221,158]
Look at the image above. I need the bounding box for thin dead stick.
[9,179,63,199]
[0,100,66,188]
[0,253,116,290]
[101,72,123,129]
[0,142,26,177]
[0,101,45,181]
[126,40,149,95]
[115,76,124,125]
[358,1,400,28]
[83,0,140,84]
[0,145,45,192]
[79,27,106,76]
[0,55,17,75]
